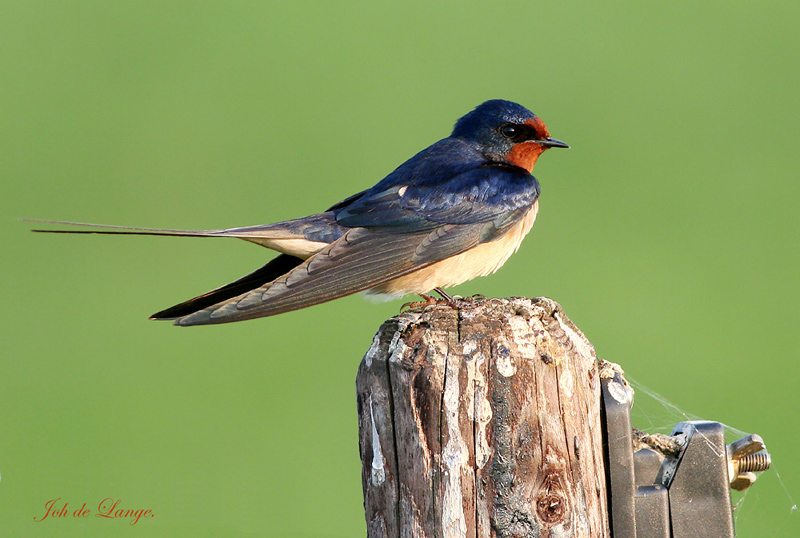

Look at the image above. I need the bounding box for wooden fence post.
[356,296,609,538]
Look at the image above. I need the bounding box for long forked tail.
[24,219,235,238]
[24,216,349,321]
[24,215,347,256]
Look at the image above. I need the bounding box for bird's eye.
[500,124,519,139]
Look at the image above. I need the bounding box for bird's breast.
[366,200,538,299]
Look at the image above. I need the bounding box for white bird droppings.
[369,396,386,486]
[497,355,516,377]
[442,357,468,538]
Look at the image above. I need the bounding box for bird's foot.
[401,290,460,312]
[433,287,462,308]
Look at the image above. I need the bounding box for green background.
[2,1,798,536]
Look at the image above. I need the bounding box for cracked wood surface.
[356,297,609,538]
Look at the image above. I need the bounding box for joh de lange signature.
[34,498,154,526]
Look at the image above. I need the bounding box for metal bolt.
[726,434,771,491]
[737,452,771,473]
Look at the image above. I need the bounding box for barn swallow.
[29,99,568,326]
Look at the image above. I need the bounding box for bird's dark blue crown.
[451,100,537,140]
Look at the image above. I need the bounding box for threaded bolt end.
[738,452,771,473]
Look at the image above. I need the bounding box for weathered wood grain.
[356,297,608,538]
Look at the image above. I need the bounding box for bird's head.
[452,99,568,172]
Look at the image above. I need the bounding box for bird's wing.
[150,254,305,320]
[172,224,485,325]
[335,163,540,230]
[172,165,539,325]
[24,214,346,257]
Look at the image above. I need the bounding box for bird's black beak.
[537,137,570,149]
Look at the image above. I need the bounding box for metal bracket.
[600,373,770,538]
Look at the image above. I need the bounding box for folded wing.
[172,222,493,325]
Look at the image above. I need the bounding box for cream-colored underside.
[242,237,328,258]
[367,200,538,299]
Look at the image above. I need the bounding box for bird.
[29,99,568,326]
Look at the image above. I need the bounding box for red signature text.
[34,498,154,526]
[96,498,153,526]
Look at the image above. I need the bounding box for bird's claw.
[401,293,455,312]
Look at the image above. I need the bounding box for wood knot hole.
[536,494,566,523]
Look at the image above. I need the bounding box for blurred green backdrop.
[2,1,798,536]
